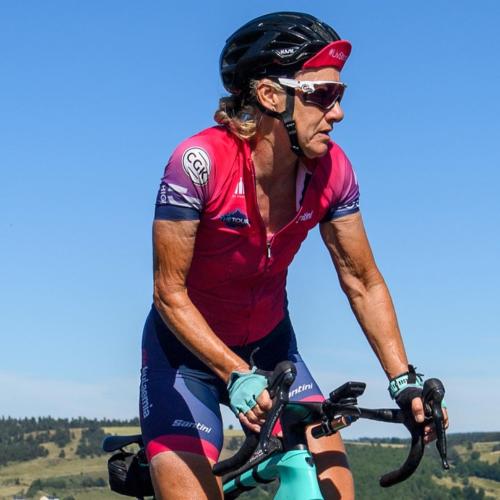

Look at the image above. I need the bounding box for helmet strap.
[281,89,302,156]
[253,89,303,156]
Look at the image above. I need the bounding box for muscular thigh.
[140,308,225,463]
[140,369,224,462]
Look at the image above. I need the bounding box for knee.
[150,451,222,500]
[307,431,354,500]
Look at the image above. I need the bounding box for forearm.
[154,288,249,383]
[321,215,411,380]
[346,276,409,379]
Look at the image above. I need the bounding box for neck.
[251,117,298,185]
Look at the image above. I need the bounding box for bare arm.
[320,212,408,379]
[153,219,249,383]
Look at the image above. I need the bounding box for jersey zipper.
[248,158,305,266]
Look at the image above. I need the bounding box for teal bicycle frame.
[223,448,323,500]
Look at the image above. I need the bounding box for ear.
[255,80,284,113]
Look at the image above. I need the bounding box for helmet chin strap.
[253,88,303,156]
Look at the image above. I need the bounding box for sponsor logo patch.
[298,210,313,222]
[182,147,211,186]
[289,383,313,398]
[234,177,245,196]
[140,366,152,419]
[328,48,348,62]
[172,419,212,434]
[158,183,167,204]
[220,209,250,228]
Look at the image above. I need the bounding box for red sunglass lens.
[303,84,345,109]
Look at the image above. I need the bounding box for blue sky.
[1,1,499,437]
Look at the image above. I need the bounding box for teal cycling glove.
[388,365,424,400]
[389,365,447,410]
[227,367,268,416]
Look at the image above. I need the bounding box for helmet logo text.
[275,47,299,57]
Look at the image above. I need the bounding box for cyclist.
[139,11,449,500]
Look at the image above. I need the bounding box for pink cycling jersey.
[155,126,359,346]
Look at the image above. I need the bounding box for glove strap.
[388,364,424,400]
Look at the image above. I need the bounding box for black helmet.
[220,12,342,95]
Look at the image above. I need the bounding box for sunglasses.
[278,78,347,110]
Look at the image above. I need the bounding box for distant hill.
[0,417,498,499]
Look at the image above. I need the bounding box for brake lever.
[212,360,296,478]
[422,378,449,469]
[256,361,297,453]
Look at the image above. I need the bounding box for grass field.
[435,475,500,499]
[454,441,500,465]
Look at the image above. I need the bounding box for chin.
[302,141,329,159]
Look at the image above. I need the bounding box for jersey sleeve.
[321,149,360,222]
[154,138,215,221]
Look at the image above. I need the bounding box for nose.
[325,101,344,123]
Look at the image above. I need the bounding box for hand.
[227,368,272,432]
[411,396,449,445]
[238,389,273,433]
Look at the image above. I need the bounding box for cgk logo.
[182,147,211,186]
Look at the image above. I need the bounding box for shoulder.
[169,126,242,183]
[305,141,356,185]
[305,141,360,221]
[173,126,242,163]
[323,141,353,174]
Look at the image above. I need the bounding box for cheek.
[296,123,315,150]
[293,101,324,146]
[295,113,317,140]
[301,122,324,147]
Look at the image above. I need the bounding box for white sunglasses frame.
[277,77,347,95]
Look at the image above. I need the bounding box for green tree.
[26,479,42,498]
[76,425,108,458]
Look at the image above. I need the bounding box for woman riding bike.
[139,11,449,499]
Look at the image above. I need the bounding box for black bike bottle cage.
[253,88,303,156]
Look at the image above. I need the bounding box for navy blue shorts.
[139,306,324,462]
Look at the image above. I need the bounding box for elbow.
[339,280,366,302]
[153,281,189,315]
[340,269,385,302]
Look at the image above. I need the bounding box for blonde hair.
[214,80,284,140]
